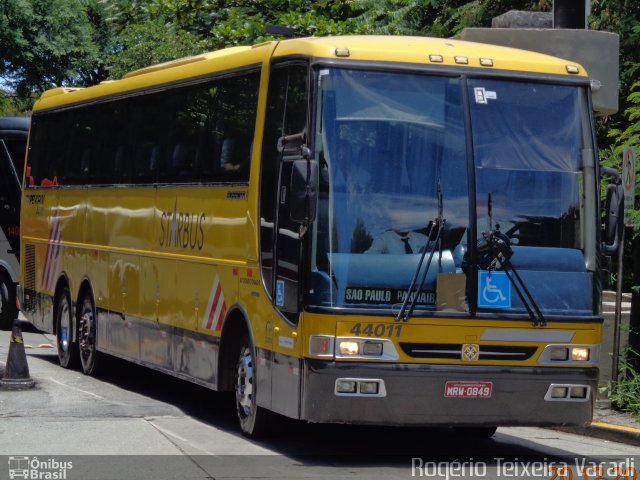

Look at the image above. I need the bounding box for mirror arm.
[277,132,306,153]
[600,166,619,180]
[602,237,620,255]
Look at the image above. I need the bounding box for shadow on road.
[25,347,595,465]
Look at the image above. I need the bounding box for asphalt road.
[0,326,638,480]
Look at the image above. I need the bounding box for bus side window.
[171,142,196,181]
[0,141,16,209]
[205,72,259,183]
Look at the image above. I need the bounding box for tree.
[0,0,107,99]
[107,20,203,80]
[350,0,545,37]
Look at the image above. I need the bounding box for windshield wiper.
[477,193,546,327]
[396,178,445,322]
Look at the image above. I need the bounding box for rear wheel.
[78,291,103,375]
[55,287,78,369]
[0,272,17,330]
[235,336,274,438]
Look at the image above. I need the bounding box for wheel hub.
[236,348,254,418]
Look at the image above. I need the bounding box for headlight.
[362,341,384,356]
[571,347,590,362]
[549,347,569,361]
[309,336,399,360]
[539,344,598,364]
[339,341,360,356]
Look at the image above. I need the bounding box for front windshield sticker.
[474,87,497,104]
[477,271,511,308]
[345,287,435,306]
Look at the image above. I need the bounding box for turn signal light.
[309,335,334,356]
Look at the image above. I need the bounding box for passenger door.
[260,63,309,418]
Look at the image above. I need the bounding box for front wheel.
[235,337,274,438]
[56,287,78,369]
[78,291,103,375]
[0,272,17,330]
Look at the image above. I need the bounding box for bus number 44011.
[349,323,402,338]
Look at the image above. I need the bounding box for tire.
[78,291,103,375]
[235,336,274,438]
[0,272,17,330]
[452,426,498,439]
[55,287,79,369]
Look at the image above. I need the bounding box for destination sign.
[345,287,435,305]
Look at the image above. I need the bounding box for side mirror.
[602,183,624,255]
[290,159,318,224]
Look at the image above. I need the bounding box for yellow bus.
[20,36,609,437]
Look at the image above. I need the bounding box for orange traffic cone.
[1,319,35,389]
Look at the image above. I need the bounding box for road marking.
[147,422,189,442]
[146,419,216,455]
[591,421,640,433]
[48,377,104,399]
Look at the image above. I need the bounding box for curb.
[555,421,640,446]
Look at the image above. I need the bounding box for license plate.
[444,381,493,398]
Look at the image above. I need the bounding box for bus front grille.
[399,343,537,361]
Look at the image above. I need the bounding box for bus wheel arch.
[218,307,252,392]
[0,267,17,330]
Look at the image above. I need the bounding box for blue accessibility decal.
[276,280,285,306]
[477,271,511,308]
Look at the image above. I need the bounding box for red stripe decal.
[215,303,227,331]
[206,286,222,330]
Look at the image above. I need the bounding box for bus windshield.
[309,68,595,315]
[471,79,584,249]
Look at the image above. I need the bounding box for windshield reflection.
[471,80,584,249]
[307,69,594,315]
[311,69,468,309]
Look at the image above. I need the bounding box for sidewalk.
[556,399,640,446]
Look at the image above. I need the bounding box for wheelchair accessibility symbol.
[478,271,511,308]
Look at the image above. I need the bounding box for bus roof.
[32,35,587,113]
[273,35,586,77]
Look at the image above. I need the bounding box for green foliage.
[350,0,543,37]
[0,0,107,97]
[600,82,640,229]
[0,91,30,116]
[608,348,640,420]
[107,21,203,79]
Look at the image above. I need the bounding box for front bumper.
[302,360,597,427]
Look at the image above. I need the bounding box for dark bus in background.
[0,116,29,329]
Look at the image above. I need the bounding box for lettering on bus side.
[25,194,45,205]
[159,200,206,250]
